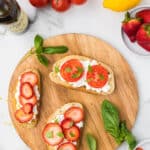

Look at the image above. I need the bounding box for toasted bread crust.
[14,69,41,128]
[50,55,115,95]
[46,102,83,150]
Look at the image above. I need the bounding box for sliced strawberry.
[57,142,77,150]
[136,23,150,52]
[19,95,37,106]
[64,126,80,142]
[64,107,84,123]
[136,9,150,23]
[22,103,33,114]
[20,82,34,99]
[42,123,64,146]
[21,71,38,86]
[61,118,74,130]
[122,12,142,42]
[15,108,33,123]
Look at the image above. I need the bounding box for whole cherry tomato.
[29,0,49,8]
[71,0,86,5]
[51,0,71,12]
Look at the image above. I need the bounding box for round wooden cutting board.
[8,33,139,150]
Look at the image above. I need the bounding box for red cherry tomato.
[51,0,71,12]
[71,0,86,5]
[29,0,49,7]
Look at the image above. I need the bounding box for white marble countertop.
[0,0,150,149]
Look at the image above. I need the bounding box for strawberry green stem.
[123,12,131,23]
[144,24,150,36]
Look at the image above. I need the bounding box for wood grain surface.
[8,33,139,150]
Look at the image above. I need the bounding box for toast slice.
[42,102,84,150]
[50,55,115,95]
[14,69,41,128]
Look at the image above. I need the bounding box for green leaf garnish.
[88,65,93,72]
[86,78,93,83]
[70,132,75,137]
[43,46,68,54]
[72,67,83,78]
[55,66,60,73]
[35,47,43,54]
[37,54,49,66]
[77,67,83,73]
[86,134,97,150]
[28,35,69,67]
[54,118,59,123]
[99,74,104,80]
[101,100,137,149]
[34,35,43,49]
[72,73,81,78]
[65,67,72,73]
[57,132,64,138]
[46,131,53,138]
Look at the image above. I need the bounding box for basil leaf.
[46,131,53,138]
[35,47,43,54]
[43,46,68,54]
[57,132,64,138]
[86,134,97,150]
[65,67,72,73]
[101,100,137,149]
[120,122,137,150]
[55,66,60,73]
[72,73,81,78]
[88,65,93,72]
[101,100,120,141]
[99,74,104,80]
[70,132,75,137]
[34,35,43,49]
[125,132,137,150]
[37,54,49,66]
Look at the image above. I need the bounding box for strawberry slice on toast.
[42,103,84,150]
[15,108,33,123]
[58,142,77,150]
[14,69,41,128]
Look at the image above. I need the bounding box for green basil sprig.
[86,134,97,150]
[101,100,137,150]
[30,35,68,66]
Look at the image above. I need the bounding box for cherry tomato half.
[51,0,71,12]
[60,59,84,82]
[86,65,108,88]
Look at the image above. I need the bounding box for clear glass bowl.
[134,139,150,150]
[121,5,150,56]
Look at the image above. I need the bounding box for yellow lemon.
[103,0,141,12]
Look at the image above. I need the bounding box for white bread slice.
[46,102,84,150]
[14,69,41,128]
[50,55,115,95]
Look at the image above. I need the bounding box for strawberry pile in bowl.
[121,5,150,56]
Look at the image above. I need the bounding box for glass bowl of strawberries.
[121,5,150,56]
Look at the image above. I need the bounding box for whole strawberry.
[136,23,150,52]
[122,12,142,42]
[136,9,150,23]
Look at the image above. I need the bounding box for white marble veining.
[0,0,150,149]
